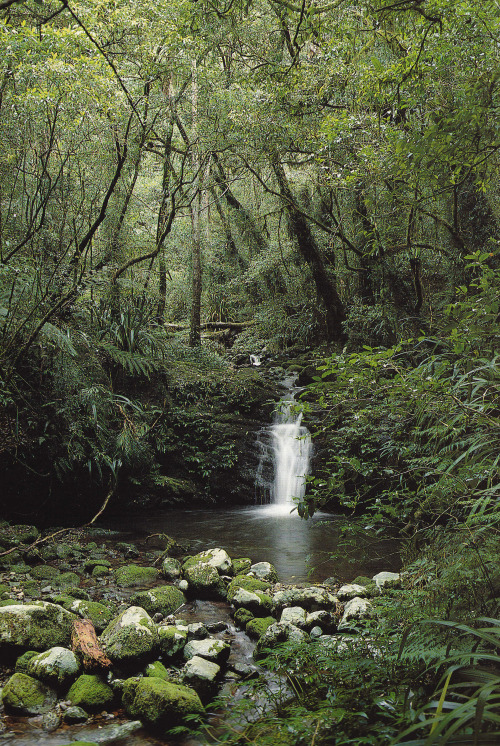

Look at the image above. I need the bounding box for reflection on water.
[104,506,400,583]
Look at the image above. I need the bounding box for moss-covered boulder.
[131,586,186,617]
[182,548,233,576]
[227,575,270,602]
[232,558,252,575]
[0,602,77,651]
[158,625,188,658]
[183,638,230,665]
[231,588,274,616]
[233,608,254,627]
[183,564,227,599]
[249,562,278,583]
[92,565,110,578]
[182,655,220,699]
[100,606,159,665]
[114,565,158,588]
[144,661,170,680]
[67,674,114,711]
[51,572,81,590]
[15,650,38,674]
[246,617,276,640]
[28,646,80,688]
[70,599,115,632]
[0,524,39,547]
[160,557,182,580]
[2,672,57,715]
[122,677,203,731]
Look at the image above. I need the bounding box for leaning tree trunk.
[270,151,346,342]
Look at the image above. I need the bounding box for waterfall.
[255,381,312,510]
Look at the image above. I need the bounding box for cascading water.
[255,379,312,511]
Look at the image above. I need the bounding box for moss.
[158,625,188,658]
[0,599,16,607]
[246,617,276,639]
[183,564,227,599]
[114,564,158,588]
[30,565,60,581]
[70,600,115,632]
[67,674,114,711]
[131,586,186,617]
[233,558,252,575]
[144,661,170,680]
[52,572,80,590]
[122,676,203,730]
[1,672,56,715]
[92,565,110,578]
[233,608,254,627]
[15,650,38,674]
[0,583,10,598]
[227,575,270,602]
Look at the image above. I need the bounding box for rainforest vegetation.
[1,0,500,743]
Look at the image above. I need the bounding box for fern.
[100,341,160,377]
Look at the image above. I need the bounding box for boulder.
[144,661,170,680]
[182,655,220,699]
[231,588,274,616]
[232,558,252,575]
[1,672,57,715]
[245,616,275,640]
[131,586,186,617]
[183,638,230,665]
[114,565,158,588]
[183,563,227,599]
[305,610,336,633]
[280,606,307,627]
[273,586,337,611]
[373,571,401,591]
[227,575,270,602]
[249,562,278,583]
[183,548,233,576]
[67,674,114,711]
[158,625,188,658]
[15,650,38,674]
[28,646,80,688]
[100,606,159,665]
[337,584,369,601]
[122,677,203,730]
[63,705,89,723]
[339,597,374,628]
[233,608,254,627]
[0,602,76,651]
[70,600,115,632]
[160,557,182,580]
[255,622,307,655]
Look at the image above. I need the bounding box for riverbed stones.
[1,672,57,715]
[131,586,186,617]
[337,583,370,601]
[255,622,307,654]
[245,616,275,639]
[227,574,270,601]
[280,606,307,627]
[339,597,374,628]
[27,646,80,688]
[100,606,159,665]
[122,677,203,730]
[67,674,114,711]
[248,562,278,583]
[373,571,401,591]
[231,588,274,616]
[70,600,115,632]
[183,638,230,664]
[183,548,233,576]
[114,565,158,588]
[0,602,77,651]
[182,655,220,698]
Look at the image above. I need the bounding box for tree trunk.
[189,60,202,347]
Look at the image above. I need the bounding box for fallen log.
[71,618,112,672]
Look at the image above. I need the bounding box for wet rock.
[183,548,233,576]
[63,705,89,723]
[231,588,274,616]
[227,575,270,601]
[183,638,230,664]
[42,710,62,731]
[233,607,254,627]
[249,562,278,583]
[100,606,159,665]
[114,565,158,588]
[373,571,401,591]
[339,597,374,628]
[28,646,80,687]
[273,586,337,611]
[183,563,227,600]
[255,622,307,655]
[1,672,57,715]
[161,557,182,580]
[186,622,208,639]
[122,677,203,730]
[15,650,38,673]
[310,626,323,639]
[70,599,115,632]
[0,602,77,651]
[305,610,336,632]
[232,558,252,574]
[245,616,275,639]
[182,655,220,698]
[67,674,114,711]
[131,585,186,617]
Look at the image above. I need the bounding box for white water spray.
[255,380,312,512]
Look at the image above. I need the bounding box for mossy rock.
[84,558,112,572]
[246,617,276,639]
[158,625,188,658]
[131,586,186,617]
[15,650,38,674]
[0,602,77,651]
[0,599,16,607]
[1,672,57,715]
[69,600,115,632]
[227,575,270,602]
[144,661,170,680]
[67,674,114,711]
[183,564,227,600]
[20,579,41,598]
[28,646,81,688]
[52,572,81,590]
[0,524,39,547]
[122,676,203,731]
[92,565,110,578]
[30,565,61,581]
[100,606,159,665]
[114,565,158,588]
[232,558,252,575]
[0,583,10,598]
[233,608,254,627]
